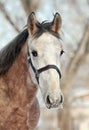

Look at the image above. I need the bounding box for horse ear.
[51,12,62,33]
[27,12,37,36]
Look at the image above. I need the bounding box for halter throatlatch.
[28,51,61,84]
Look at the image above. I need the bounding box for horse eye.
[32,50,38,57]
[60,50,64,56]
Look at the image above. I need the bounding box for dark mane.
[0,29,28,75]
[34,21,60,38]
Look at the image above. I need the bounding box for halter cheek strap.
[28,51,61,84]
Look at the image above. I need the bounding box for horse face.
[27,12,64,109]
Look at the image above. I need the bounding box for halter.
[27,51,61,84]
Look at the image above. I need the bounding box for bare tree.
[0,2,20,33]
[58,22,89,130]
[21,0,40,15]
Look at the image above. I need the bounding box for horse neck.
[2,43,37,106]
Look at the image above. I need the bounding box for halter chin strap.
[27,51,61,84]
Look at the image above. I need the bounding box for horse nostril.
[60,95,63,104]
[46,95,52,105]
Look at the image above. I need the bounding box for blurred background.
[0,0,89,130]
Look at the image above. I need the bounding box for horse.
[0,12,64,130]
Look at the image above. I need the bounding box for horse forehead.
[33,33,60,45]
[31,32,60,47]
[29,33,62,53]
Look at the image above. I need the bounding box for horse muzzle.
[45,93,64,109]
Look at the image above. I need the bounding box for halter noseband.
[27,51,61,84]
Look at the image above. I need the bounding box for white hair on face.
[27,12,64,109]
[28,32,63,109]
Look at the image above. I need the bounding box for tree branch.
[0,2,20,33]
[71,92,89,101]
[62,23,89,90]
[21,0,31,15]
[21,0,39,15]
